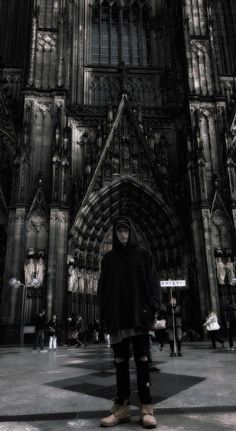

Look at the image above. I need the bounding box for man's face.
[116,226,130,245]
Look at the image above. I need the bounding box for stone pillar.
[191,211,209,319]
[192,0,200,35]
[198,0,207,35]
[2,208,26,323]
[201,209,219,312]
[185,0,194,34]
[46,209,69,320]
[57,11,65,87]
[184,2,216,97]
[192,49,201,94]
[198,48,207,95]
[28,10,38,87]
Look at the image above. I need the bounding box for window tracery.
[90,1,151,67]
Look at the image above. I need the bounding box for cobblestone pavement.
[0,341,235,430]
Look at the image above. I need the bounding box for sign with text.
[160,280,186,288]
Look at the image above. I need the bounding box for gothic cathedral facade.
[0,0,236,340]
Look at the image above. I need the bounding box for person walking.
[166,297,183,357]
[33,309,47,352]
[74,315,86,347]
[155,304,167,351]
[203,310,224,349]
[224,301,236,350]
[98,216,160,428]
[93,319,101,343]
[48,314,58,350]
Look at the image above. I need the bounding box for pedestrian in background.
[98,216,160,428]
[33,309,47,352]
[75,315,86,347]
[66,313,77,346]
[48,314,57,350]
[166,297,183,357]
[224,301,236,351]
[203,310,224,349]
[155,304,167,351]
[93,319,100,343]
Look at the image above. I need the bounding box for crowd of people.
[31,303,235,356]
[32,310,106,352]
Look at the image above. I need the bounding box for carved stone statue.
[68,264,76,292]
[216,257,226,285]
[225,257,235,285]
[112,156,120,174]
[24,248,36,286]
[78,269,85,293]
[92,272,98,294]
[35,250,46,286]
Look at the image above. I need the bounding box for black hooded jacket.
[98,216,160,332]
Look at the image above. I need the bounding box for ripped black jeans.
[112,334,152,405]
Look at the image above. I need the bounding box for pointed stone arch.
[25,185,49,252]
[72,176,184,272]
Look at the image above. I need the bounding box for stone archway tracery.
[72,177,184,275]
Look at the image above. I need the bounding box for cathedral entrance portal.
[68,178,185,325]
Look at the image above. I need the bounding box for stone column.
[57,11,65,87]
[183,13,194,92]
[192,0,200,35]
[46,209,69,320]
[207,113,219,174]
[192,49,201,94]
[2,208,26,323]
[201,209,219,312]
[191,211,209,319]
[232,209,236,232]
[198,48,207,95]
[28,10,38,87]
[185,0,194,34]
[198,0,207,35]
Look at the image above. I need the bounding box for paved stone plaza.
[0,341,236,431]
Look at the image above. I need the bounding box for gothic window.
[90,1,151,67]
[211,0,236,74]
[38,0,59,28]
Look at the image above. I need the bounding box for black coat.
[98,216,160,332]
[166,305,182,328]
[34,313,46,331]
[48,319,57,335]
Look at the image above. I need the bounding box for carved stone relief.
[35,101,52,117]
[37,32,58,52]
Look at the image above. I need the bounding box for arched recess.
[72,177,185,277]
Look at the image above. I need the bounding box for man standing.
[224,301,236,350]
[98,216,160,428]
[33,309,47,352]
[166,297,183,357]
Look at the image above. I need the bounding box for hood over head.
[112,216,138,251]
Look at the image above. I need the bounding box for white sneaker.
[40,350,48,353]
[231,347,235,351]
